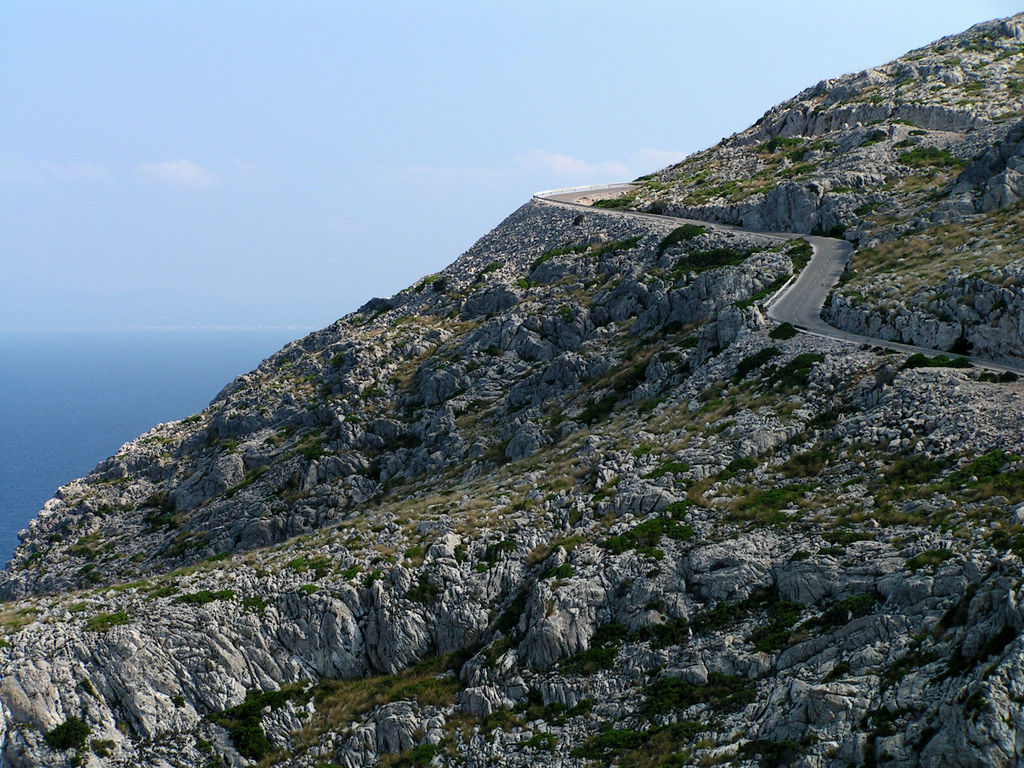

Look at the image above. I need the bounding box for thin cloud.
[392,147,691,191]
[519,150,630,179]
[399,164,505,185]
[138,159,220,188]
[629,148,689,173]
[40,160,112,183]
[0,156,112,185]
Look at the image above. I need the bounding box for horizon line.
[0,325,319,333]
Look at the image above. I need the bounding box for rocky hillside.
[624,13,1024,363]
[1,13,1024,768]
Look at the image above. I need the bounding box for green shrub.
[769,322,799,340]
[591,236,642,258]
[540,563,573,580]
[759,136,803,153]
[860,129,888,147]
[673,247,748,274]
[286,555,333,577]
[592,194,637,209]
[45,716,90,751]
[657,224,707,256]
[735,275,790,310]
[788,239,814,270]
[735,486,805,513]
[85,611,128,632]
[781,447,831,478]
[903,353,972,369]
[524,732,556,750]
[823,661,851,682]
[570,721,704,761]
[735,347,781,378]
[644,671,755,715]
[814,593,876,628]
[899,146,965,168]
[726,457,758,473]
[403,743,438,765]
[766,353,824,388]
[562,623,626,675]
[405,576,440,604]
[643,460,690,479]
[174,589,235,605]
[211,687,309,761]
[664,500,692,519]
[906,549,955,571]
[242,596,267,614]
[580,394,617,424]
[740,739,801,768]
[778,162,817,179]
[602,518,694,555]
[750,599,803,652]
[883,454,948,493]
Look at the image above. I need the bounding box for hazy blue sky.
[2,1,1019,330]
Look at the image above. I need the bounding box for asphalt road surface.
[534,186,1024,375]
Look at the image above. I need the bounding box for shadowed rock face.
[2,13,1024,768]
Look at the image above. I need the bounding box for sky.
[2,1,1020,331]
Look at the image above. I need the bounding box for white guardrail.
[533,182,634,198]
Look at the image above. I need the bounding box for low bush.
[765,353,824,388]
[735,347,781,379]
[769,322,799,340]
[673,247,748,274]
[211,688,309,760]
[899,146,964,168]
[903,353,972,369]
[644,671,755,715]
[657,224,707,256]
[562,623,626,675]
[405,576,440,604]
[906,549,955,571]
[812,593,876,629]
[45,716,90,751]
[602,518,694,555]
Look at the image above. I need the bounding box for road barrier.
[533,183,634,199]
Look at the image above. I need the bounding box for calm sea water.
[0,329,307,565]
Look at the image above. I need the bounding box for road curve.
[534,185,1024,376]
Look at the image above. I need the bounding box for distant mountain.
[1,13,1022,768]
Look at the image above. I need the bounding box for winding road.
[534,185,1024,376]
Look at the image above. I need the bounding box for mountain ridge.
[2,12,1024,768]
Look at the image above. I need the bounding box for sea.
[0,328,308,565]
